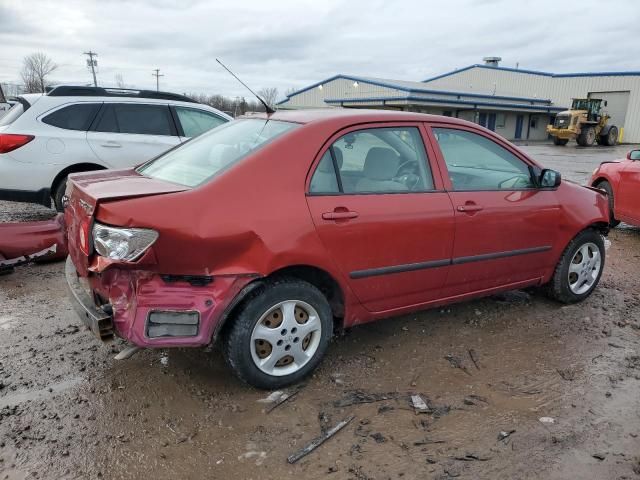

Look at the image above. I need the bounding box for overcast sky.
[1,0,639,100]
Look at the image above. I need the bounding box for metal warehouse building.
[278,58,640,143]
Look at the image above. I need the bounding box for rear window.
[42,103,100,131]
[138,119,298,187]
[94,104,174,136]
[0,103,24,127]
[175,106,227,137]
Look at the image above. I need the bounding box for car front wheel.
[223,278,333,389]
[547,229,605,304]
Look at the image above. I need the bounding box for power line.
[83,51,98,87]
[152,68,164,91]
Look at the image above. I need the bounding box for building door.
[478,112,487,127]
[487,113,496,131]
[588,91,630,140]
[515,115,524,139]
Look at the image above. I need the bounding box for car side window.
[309,127,434,194]
[433,128,535,191]
[175,107,226,137]
[94,104,174,136]
[42,103,101,131]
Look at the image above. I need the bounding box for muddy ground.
[1,143,639,480]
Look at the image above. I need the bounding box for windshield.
[0,103,24,126]
[138,118,298,187]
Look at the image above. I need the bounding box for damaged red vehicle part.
[0,214,67,273]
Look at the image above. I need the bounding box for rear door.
[427,123,561,298]
[616,160,640,223]
[306,123,455,312]
[86,103,180,168]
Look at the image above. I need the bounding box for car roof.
[243,108,467,126]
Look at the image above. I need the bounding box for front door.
[428,125,561,298]
[306,124,455,312]
[617,160,640,223]
[487,113,496,131]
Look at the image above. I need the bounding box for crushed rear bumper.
[65,256,115,341]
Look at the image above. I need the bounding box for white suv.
[0,86,231,210]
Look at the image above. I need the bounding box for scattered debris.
[287,415,355,464]
[370,432,386,443]
[539,417,556,424]
[413,438,446,446]
[463,394,488,406]
[444,354,472,376]
[377,404,394,414]
[608,342,624,349]
[333,390,400,407]
[497,430,516,442]
[556,368,576,381]
[453,453,491,462]
[265,384,304,414]
[411,395,431,414]
[592,453,606,461]
[468,349,481,370]
[257,390,286,404]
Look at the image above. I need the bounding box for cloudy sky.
[1,0,639,100]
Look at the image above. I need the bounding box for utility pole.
[83,51,98,87]
[152,69,164,91]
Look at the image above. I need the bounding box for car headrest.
[363,147,399,180]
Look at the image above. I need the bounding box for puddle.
[0,377,83,409]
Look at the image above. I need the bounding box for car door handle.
[100,141,122,148]
[457,204,483,213]
[322,210,359,220]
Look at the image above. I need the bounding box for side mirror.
[540,169,561,188]
[627,150,640,161]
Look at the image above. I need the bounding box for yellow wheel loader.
[547,98,618,147]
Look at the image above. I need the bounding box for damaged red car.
[65,109,610,389]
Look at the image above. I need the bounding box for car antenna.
[216,59,275,115]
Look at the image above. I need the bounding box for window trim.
[424,122,551,192]
[88,102,179,137]
[305,122,443,196]
[170,105,227,138]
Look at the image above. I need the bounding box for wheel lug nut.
[285,345,291,351]
[281,329,287,336]
[277,340,283,346]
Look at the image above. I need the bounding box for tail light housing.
[0,134,35,154]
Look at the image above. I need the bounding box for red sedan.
[590,149,640,227]
[64,109,609,388]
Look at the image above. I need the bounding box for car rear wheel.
[223,278,333,389]
[53,176,68,212]
[594,180,620,228]
[547,229,605,304]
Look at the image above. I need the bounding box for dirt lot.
[1,143,639,480]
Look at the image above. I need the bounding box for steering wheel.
[393,160,421,190]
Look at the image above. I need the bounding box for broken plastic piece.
[114,345,141,360]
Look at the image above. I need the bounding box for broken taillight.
[0,134,35,154]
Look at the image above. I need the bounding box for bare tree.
[21,52,57,93]
[258,87,278,108]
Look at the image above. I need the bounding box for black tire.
[546,229,605,304]
[223,278,333,389]
[577,126,596,147]
[52,176,68,212]
[601,126,618,146]
[553,137,569,146]
[594,180,620,228]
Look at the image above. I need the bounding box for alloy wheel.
[567,242,602,295]
[250,300,322,377]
